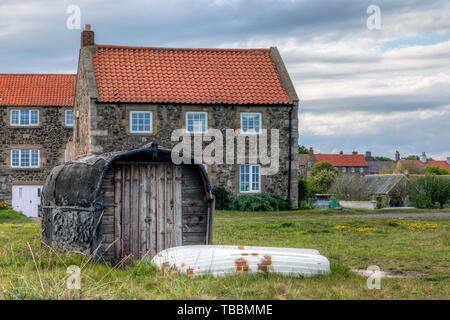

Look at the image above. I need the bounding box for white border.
[240,112,262,134]
[65,110,74,127]
[186,111,208,134]
[239,164,261,193]
[10,109,39,126]
[11,149,40,168]
[129,111,153,133]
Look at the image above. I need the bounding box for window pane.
[20,110,29,125]
[130,111,152,133]
[30,110,39,125]
[251,165,260,191]
[242,113,261,133]
[66,110,74,125]
[11,150,19,167]
[31,150,39,167]
[240,165,250,192]
[187,112,206,133]
[11,110,19,125]
[21,149,30,167]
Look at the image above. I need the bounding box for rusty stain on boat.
[235,258,249,272]
[186,268,194,276]
[251,253,259,256]
[238,245,245,250]
[162,262,169,270]
[258,255,273,272]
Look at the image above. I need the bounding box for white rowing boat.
[150,245,331,277]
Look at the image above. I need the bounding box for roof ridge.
[96,44,270,52]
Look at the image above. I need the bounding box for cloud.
[0,0,449,159]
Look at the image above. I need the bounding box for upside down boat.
[150,245,331,277]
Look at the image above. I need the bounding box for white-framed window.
[359,167,364,173]
[11,149,40,168]
[351,167,355,173]
[10,109,39,126]
[186,112,207,133]
[240,164,261,193]
[342,167,347,173]
[65,110,74,126]
[130,111,152,133]
[241,112,262,134]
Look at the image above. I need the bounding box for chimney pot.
[81,24,95,47]
[308,147,314,155]
[395,150,400,162]
[365,151,371,158]
[352,151,358,155]
[420,152,427,164]
[339,151,343,156]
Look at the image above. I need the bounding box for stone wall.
[71,101,299,204]
[0,106,73,203]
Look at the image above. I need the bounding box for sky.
[1,0,449,160]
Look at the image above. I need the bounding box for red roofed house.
[66,25,299,205]
[0,74,76,216]
[299,148,368,179]
[394,151,450,173]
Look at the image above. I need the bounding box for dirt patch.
[351,267,426,278]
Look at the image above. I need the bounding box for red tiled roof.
[0,74,76,107]
[314,154,368,167]
[398,160,450,170]
[92,45,293,105]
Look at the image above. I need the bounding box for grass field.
[0,208,449,299]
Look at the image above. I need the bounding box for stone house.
[66,26,299,205]
[0,74,76,216]
[299,148,368,178]
[394,151,450,174]
[364,151,395,174]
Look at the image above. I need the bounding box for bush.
[310,162,337,177]
[329,174,371,201]
[310,170,338,194]
[298,179,309,202]
[229,193,292,212]
[212,187,231,210]
[425,166,450,175]
[409,175,450,209]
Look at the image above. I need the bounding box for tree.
[329,174,371,201]
[310,162,337,177]
[395,162,425,174]
[376,156,394,162]
[310,170,338,194]
[409,175,450,209]
[402,155,419,160]
[298,145,309,154]
[298,178,310,202]
[425,166,450,175]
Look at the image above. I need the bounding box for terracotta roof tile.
[0,74,76,107]
[314,154,368,167]
[398,160,450,170]
[92,45,293,105]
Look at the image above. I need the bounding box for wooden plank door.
[113,163,182,263]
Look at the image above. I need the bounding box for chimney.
[447,157,450,165]
[365,151,372,158]
[395,151,400,162]
[308,147,314,155]
[339,151,343,156]
[420,152,427,164]
[352,151,358,155]
[81,24,95,47]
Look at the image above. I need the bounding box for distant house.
[364,174,409,207]
[364,151,395,174]
[299,148,368,179]
[395,152,450,174]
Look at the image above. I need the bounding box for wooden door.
[113,163,182,263]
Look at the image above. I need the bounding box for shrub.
[425,166,450,175]
[212,187,231,210]
[229,193,292,212]
[409,175,450,209]
[310,162,338,177]
[298,179,309,202]
[310,169,338,194]
[329,174,371,201]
